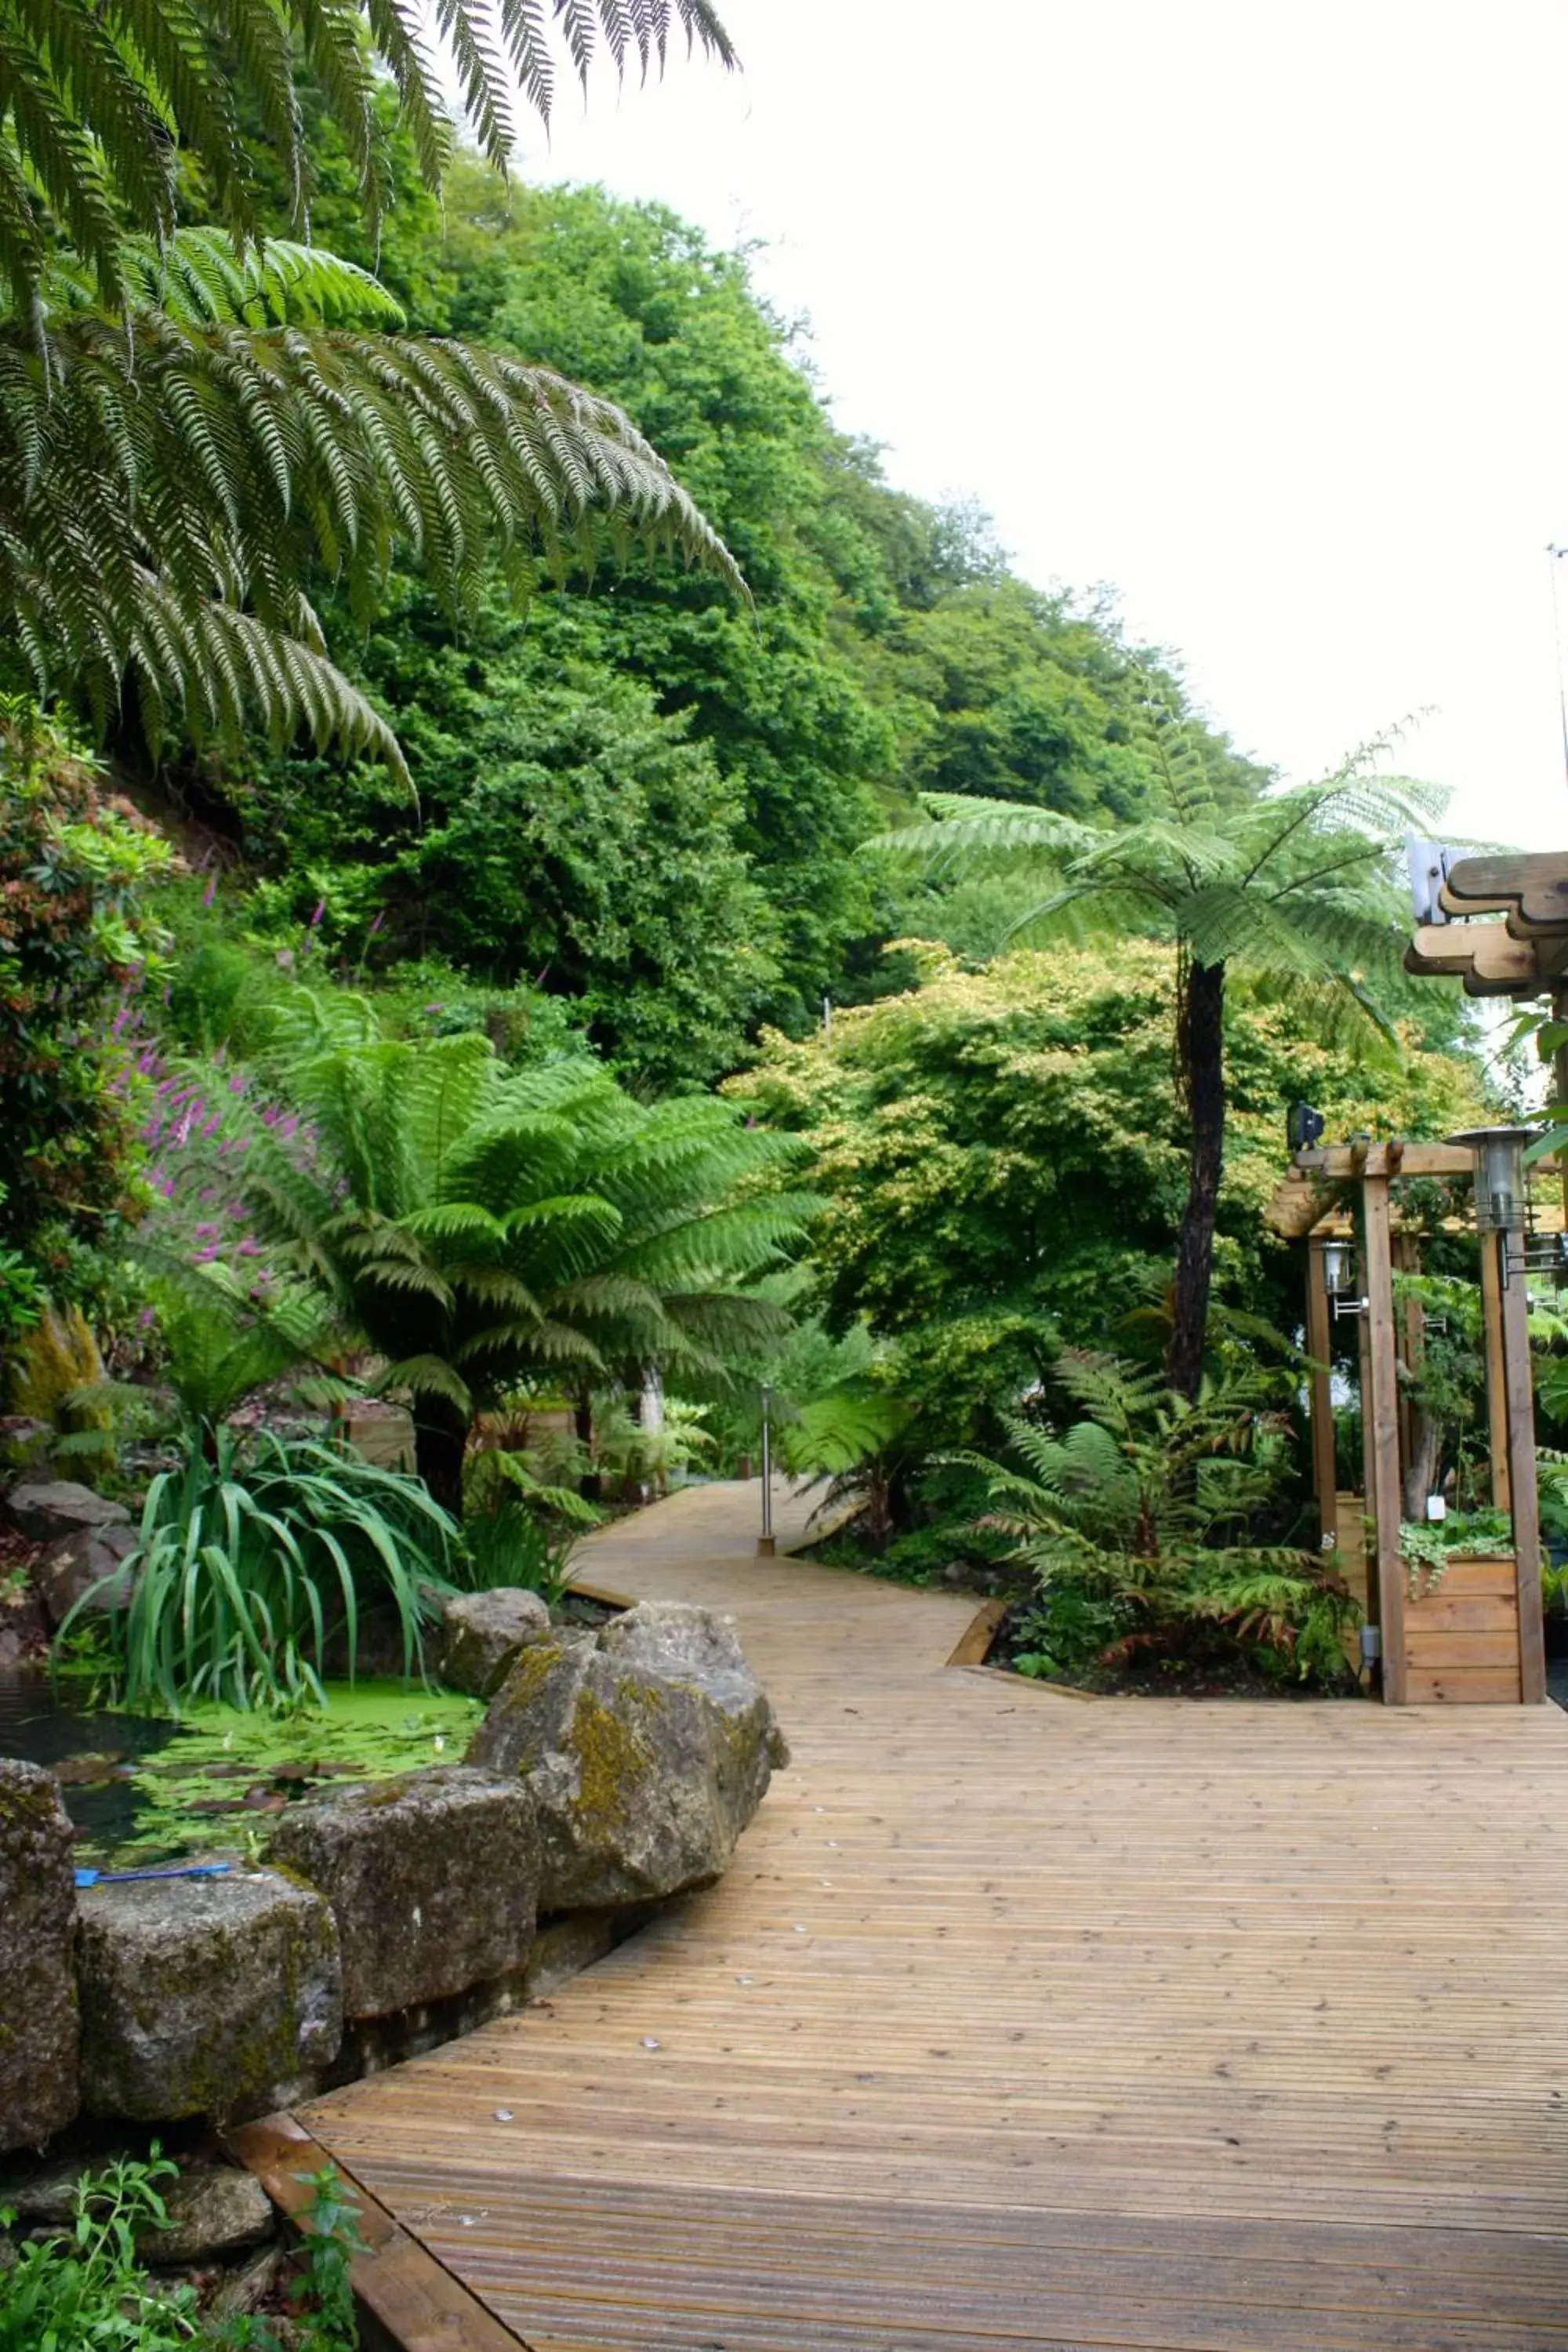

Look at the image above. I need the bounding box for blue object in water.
[73,1860,233,1890]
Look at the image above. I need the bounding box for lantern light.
[1321,1240,1356,1296]
[1449,1125,1538,1234]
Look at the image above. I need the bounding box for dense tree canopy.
[727,940,1493,1439]
[201,161,1270,1069]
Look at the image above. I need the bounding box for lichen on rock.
[466,1599,786,1911]
[265,1764,539,2020]
[439,1586,554,1699]
[0,1759,79,2151]
[74,1870,341,2122]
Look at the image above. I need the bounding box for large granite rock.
[265,1766,539,2020]
[466,1601,788,1911]
[35,1522,138,1627]
[0,1760,79,2150]
[75,1871,340,2122]
[4,1480,130,1545]
[439,1586,552,1698]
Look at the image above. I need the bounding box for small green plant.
[1399,1507,1514,1599]
[285,2164,365,2351]
[461,1495,582,1608]
[61,1427,460,1714]
[0,2149,364,2350]
[0,2147,197,2350]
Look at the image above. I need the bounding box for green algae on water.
[80,1682,485,1867]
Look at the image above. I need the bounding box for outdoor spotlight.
[1287,1101,1326,1152]
[1450,1125,1538,1233]
[1321,1240,1356,1297]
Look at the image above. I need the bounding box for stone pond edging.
[0,1591,787,2154]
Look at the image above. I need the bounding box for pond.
[0,1669,485,1865]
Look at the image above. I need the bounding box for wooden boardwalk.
[302,1482,1568,2350]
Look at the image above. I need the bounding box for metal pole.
[758,1384,775,1557]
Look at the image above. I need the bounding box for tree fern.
[0,0,736,314]
[864,719,1446,1396]
[151,1006,815,1510]
[0,241,741,779]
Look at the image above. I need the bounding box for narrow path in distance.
[303,1479,1568,2350]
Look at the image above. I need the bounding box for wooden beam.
[1403,921,1541,994]
[227,2113,528,2352]
[1361,1171,1406,1701]
[1479,1223,1512,1513]
[1264,1171,1334,1237]
[1305,1243,1338,1555]
[1444,850,1568,930]
[1293,1142,1473,1180]
[1497,1243,1548,1704]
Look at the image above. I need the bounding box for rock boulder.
[0,1760,80,2150]
[3,1480,130,1545]
[265,1766,539,2019]
[137,2163,274,2266]
[75,1871,340,2122]
[439,1586,553,1698]
[35,1522,138,1627]
[466,1601,788,1911]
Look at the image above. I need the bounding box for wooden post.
[1496,1232,1547,1703]
[1356,1298,1377,1613]
[1479,1227,1512,1512]
[1305,1241,1338,1555]
[1361,1172,1406,1701]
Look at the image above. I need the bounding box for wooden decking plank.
[297,1481,1568,2350]
[227,2113,529,2352]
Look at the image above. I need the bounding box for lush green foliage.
[0,0,732,314]
[153,994,814,1506]
[2,230,739,782]
[728,940,1491,1419]
[0,702,169,1283]
[0,2150,197,2352]
[868,722,1444,1392]
[213,170,1251,1055]
[971,1354,1359,1687]
[0,2147,363,2349]
[233,600,774,1083]
[66,1425,459,1711]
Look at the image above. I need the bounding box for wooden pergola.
[1269,1138,1545,1703]
[1263,846,1568,1705]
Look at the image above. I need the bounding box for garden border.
[227,2113,528,2352]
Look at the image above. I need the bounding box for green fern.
[152,1005,816,1510]
[964,1352,1359,1683]
[0,0,737,315]
[1,245,741,782]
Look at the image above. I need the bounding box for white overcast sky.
[508,0,1568,851]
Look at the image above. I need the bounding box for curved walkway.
[303,1481,1568,2350]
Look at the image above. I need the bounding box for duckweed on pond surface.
[0,1673,485,1864]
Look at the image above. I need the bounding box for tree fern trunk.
[1167,957,1226,1402]
[414,1402,470,1520]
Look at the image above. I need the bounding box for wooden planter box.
[1402,1552,1521,1703]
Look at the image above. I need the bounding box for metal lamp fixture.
[1319,1237,1366,1320]
[1321,1240,1355,1296]
[1449,1125,1537,1235]
[757,1382,775,1558]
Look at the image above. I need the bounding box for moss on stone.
[569,1685,652,1831]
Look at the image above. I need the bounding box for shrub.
[970,1353,1359,1687]
[0,699,171,1285]
[65,1428,461,1713]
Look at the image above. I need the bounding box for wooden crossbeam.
[1443,851,1568,933]
[1403,921,1544,996]
[1292,1142,1473,1178]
